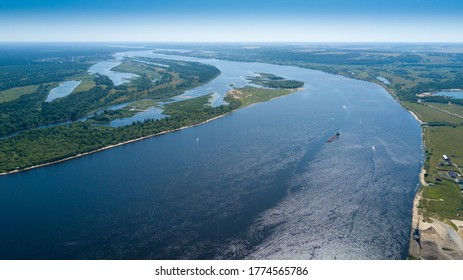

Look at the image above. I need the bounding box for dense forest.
[0,48,229,172]
[0,44,115,91]
[246,73,304,89]
[0,95,241,173]
[0,63,90,91]
[0,57,220,137]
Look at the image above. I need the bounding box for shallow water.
[46,80,82,102]
[376,76,390,85]
[88,61,139,86]
[436,91,463,98]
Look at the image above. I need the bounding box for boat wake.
[350,145,377,231]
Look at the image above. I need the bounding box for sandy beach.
[408,110,424,124]
[371,82,463,259]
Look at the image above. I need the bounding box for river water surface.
[0,51,422,259]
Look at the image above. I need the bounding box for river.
[0,50,422,259]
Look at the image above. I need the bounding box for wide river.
[0,51,422,259]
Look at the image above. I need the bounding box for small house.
[443,155,449,161]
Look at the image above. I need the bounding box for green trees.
[0,55,224,172]
[246,73,304,89]
[0,58,221,138]
[0,95,242,173]
[0,85,50,136]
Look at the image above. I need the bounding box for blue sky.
[1,0,462,42]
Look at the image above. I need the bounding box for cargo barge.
[326,132,341,142]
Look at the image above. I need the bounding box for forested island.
[246,73,304,89]
[0,48,303,173]
[0,57,220,137]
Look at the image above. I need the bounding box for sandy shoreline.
[372,82,463,259]
[377,79,463,259]
[408,110,424,124]
[0,113,229,177]
[393,86,463,259]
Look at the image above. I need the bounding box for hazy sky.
[1,0,462,42]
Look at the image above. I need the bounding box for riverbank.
[353,79,463,260]
[405,110,463,259]
[0,85,303,177]
[384,88,463,259]
[408,110,424,125]
[0,112,229,177]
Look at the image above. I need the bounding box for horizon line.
[1,41,463,44]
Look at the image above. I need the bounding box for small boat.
[326,132,341,142]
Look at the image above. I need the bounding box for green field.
[424,126,463,172]
[426,103,463,118]
[128,99,158,110]
[405,102,462,125]
[420,181,463,221]
[112,60,162,81]
[73,77,96,93]
[404,102,463,221]
[228,86,295,107]
[164,94,211,114]
[0,85,38,103]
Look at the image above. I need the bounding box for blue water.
[46,80,82,102]
[88,61,139,86]
[436,91,463,98]
[109,106,166,127]
[376,76,390,85]
[0,53,422,260]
